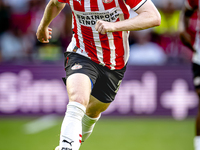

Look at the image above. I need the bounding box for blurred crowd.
[0,0,193,65]
[0,0,72,64]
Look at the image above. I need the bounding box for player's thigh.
[86,95,111,118]
[67,73,92,107]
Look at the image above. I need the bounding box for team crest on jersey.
[71,63,82,70]
[103,0,113,3]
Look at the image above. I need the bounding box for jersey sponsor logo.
[71,63,83,70]
[76,9,119,26]
[103,0,113,3]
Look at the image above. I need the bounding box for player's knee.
[69,95,89,107]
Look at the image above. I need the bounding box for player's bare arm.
[36,0,66,43]
[179,5,196,52]
[95,0,161,34]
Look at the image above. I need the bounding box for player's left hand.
[95,20,115,34]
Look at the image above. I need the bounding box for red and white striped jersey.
[58,0,147,70]
[186,0,200,64]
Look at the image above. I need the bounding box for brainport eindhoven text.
[76,10,119,25]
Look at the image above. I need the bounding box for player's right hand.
[36,26,52,43]
[95,20,115,34]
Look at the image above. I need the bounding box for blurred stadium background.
[0,0,197,149]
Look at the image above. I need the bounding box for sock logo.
[62,140,74,146]
[61,148,72,150]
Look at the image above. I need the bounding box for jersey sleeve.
[185,0,198,10]
[125,0,147,11]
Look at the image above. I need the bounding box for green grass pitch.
[0,116,195,150]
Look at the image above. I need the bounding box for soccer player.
[36,0,161,149]
[179,0,200,150]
